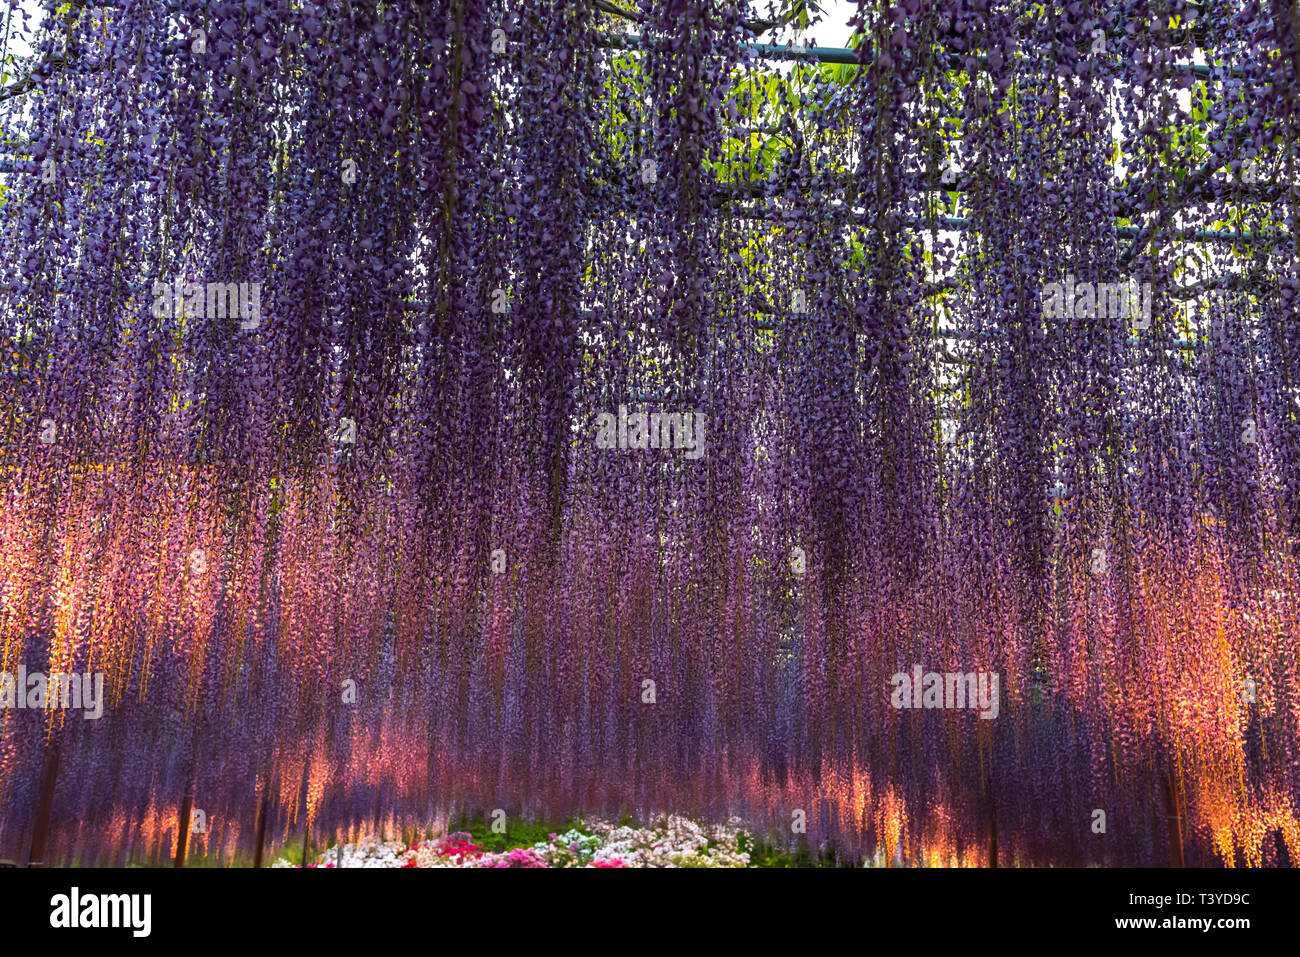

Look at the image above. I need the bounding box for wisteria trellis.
[0,0,1298,867]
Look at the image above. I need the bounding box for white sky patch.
[771,0,859,48]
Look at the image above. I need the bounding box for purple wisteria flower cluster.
[0,0,1297,867]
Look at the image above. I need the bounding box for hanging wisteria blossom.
[0,0,1297,871]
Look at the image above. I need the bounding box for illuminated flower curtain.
[0,0,1297,866]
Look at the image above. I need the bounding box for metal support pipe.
[597,32,1240,79]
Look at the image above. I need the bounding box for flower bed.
[274,814,755,869]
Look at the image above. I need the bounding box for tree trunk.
[1161,770,1184,868]
[27,742,60,867]
[174,792,193,867]
[988,799,999,868]
[252,781,271,868]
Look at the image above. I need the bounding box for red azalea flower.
[436,838,483,858]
